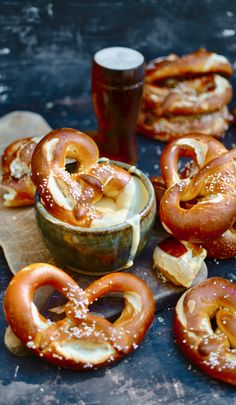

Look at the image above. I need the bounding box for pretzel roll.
[31,128,131,226]
[143,75,232,117]
[4,264,155,369]
[146,49,233,83]
[0,137,39,206]
[137,106,231,142]
[174,277,236,385]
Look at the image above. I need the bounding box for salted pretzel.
[158,134,236,247]
[4,263,155,369]
[174,277,236,385]
[145,48,232,83]
[138,49,232,142]
[137,106,231,142]
[31,128,131,226]
[142,75,232,117]
[0,137,39,206]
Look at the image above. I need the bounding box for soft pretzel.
[159,134,236,243]
[4,263,155,369]
[31,128,131,226]
[146,48,233,83]
[174,277,236,385]
[138,49,232,142]
[142,75,232,117]
[153,236,206,287]
[137,106,231,142]
[202,224,236,259]
[0,137,39,206]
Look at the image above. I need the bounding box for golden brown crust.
[4,263,155,369]
[156,134,236,257]
[31,128,131,226]
[0,137,38,207]
[138,49,232,141]
[142,75,232,117]
[137,106,231,142]
[146,48,233,83]
[174,277,236,385]
[202,224,236,259]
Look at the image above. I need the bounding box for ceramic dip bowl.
[34,161,156,275]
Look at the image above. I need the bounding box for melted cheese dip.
[91,176,148,228]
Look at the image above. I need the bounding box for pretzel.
[4,263,155,369]
[138,49,232,141]
[137,106,231,142]
[142,75,232,117]
[31,128,131,226]
[0,137,39,206]
[145,48,233,83]
[153,236,206,287]
[202,224,236,259]
[174,277,236,385]
[159,134,236,243]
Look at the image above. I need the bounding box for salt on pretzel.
[0,137,39,206]
[4,263,155,369]
[159,134,236,243]
[145,48,233,83]
[137,106,231,142]
[31,128,131,226]
[174,277,236,385]
[142,75,232,117]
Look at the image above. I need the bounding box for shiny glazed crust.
[174,277,236,385]
[4,263,155,370]
[31,128,131,226]
[0,137,38,206]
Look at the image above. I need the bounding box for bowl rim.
[35,160,156,235]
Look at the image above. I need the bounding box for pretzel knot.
[159,134,236,248]
[138,49,233,142]
[174,277,236,385]
[31,128,131,226]
[4,264,155,369]
[0,137,39,206]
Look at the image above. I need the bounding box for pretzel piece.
[174,277,236,385]
[153,236,206,287]
[31,128,131,226]
[4,263,155,369]
[0,137,39,206]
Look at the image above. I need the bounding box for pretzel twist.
[4,263,155,369]
[31,128,131,226]
[138,49,232,142]
[174,277,236,385]
[142,75,232,117]
[159,134,236,244]
[137,106,231,142]
[145,48,233,83]
[0,137,39,206]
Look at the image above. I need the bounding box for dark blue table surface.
[0,1,236,404]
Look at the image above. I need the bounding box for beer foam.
[94,47,144,71]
